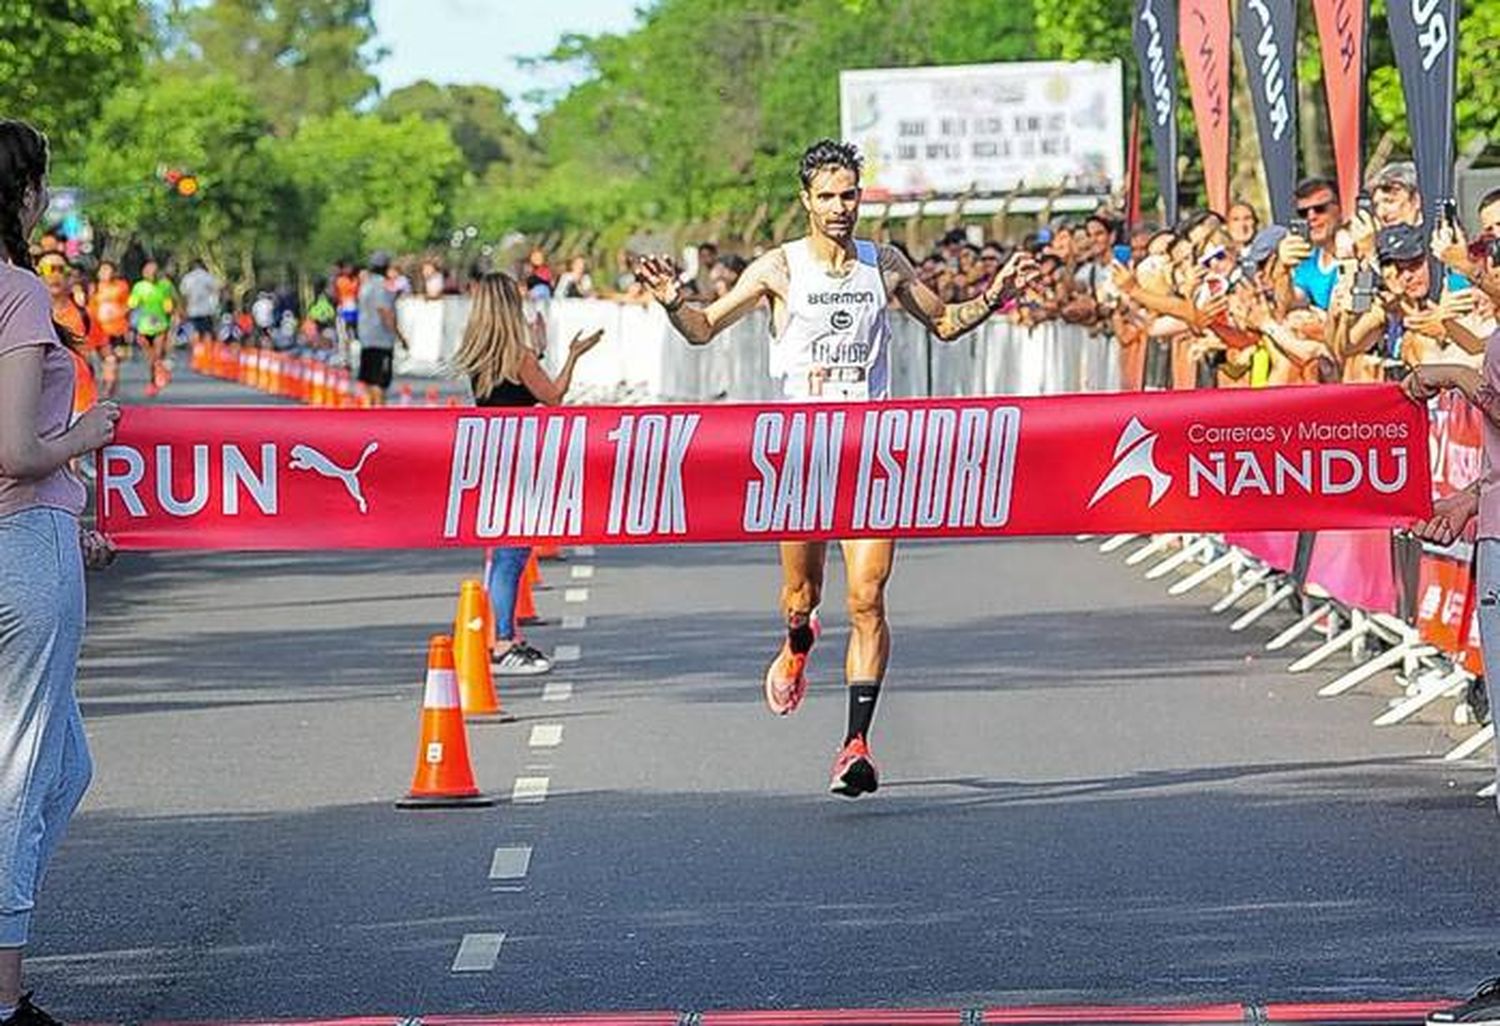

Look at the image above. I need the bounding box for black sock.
[846,681,881,743]
[787,613,816,655]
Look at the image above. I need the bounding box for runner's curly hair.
[799,138,863,190]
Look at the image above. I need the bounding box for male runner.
[635,138,1037,798]
[128,259,178,397]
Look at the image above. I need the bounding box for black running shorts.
[358,347,394,389]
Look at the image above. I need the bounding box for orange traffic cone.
[453,579,511,722]
[396,635,494,808]
[523,550,545,590]
[516,555,545,626]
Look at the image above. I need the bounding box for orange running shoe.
[829,734,879,798]
[763,610,819,716]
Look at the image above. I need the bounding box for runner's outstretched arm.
[882,246,1038,342]
[635,251,783,346]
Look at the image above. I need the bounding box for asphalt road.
[29,364,1500,1022]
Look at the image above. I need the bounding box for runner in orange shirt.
[88,259,130,399]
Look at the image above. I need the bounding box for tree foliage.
[0,0,146,154]
[280,111,465,268]
[43,0,1500,275]
[468,0,1041,236]
[174,0,381,134]
[77,68,290,275]
[379,82,535,178]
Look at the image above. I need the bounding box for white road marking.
[529,723,564,748]
[574,545,596,557]
[553,644,581,663]
[512,776,549,804]
[571,564,595,580]
[564,588,590,603]
[561,615,588,629]
[541,681,572,702]
[489,846,532,881]
[451,933,504,972]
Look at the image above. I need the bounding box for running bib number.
[809,365,869,402]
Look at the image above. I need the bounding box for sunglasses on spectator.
[1296,200,1336,216]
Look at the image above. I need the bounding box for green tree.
[175,0,381,134]
[1033,0,1131,62]
[379,81,536,178]
[489,0,1042,236]
[280,110,465,267]
[0,0,146,154]
[76,68,293,284]
[1368,0,1500,156]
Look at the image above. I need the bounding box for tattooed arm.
[881,244,1038,343]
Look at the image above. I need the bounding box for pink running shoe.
[829,734,879,797]
[763,611,819,716]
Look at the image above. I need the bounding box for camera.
[1356,192,1375,221]
[1289,217,1310,243]
[1351,265,1378,314]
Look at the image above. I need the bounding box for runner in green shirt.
[128,259,178,397]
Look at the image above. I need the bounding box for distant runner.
[636,139,1037,797]
[127,259,177,397]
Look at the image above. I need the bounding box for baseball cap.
[368,250,392,272]
[1373,161,1419,193]
[1376,223,1426,263]
[1247,225,1288,266]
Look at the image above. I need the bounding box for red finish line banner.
[98,385,1431,550]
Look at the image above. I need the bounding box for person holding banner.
[1404,232,1500,820]
[0,118,120,1026]
[450,270,604,677]
[634,138,1037,797]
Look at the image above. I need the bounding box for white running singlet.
[773,238,891,402]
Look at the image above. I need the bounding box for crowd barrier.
[393,295,1123,402]
[1093,388,1493,800]
[191,299,1493,797]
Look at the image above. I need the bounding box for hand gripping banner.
[1179,0,1233,215]
[98,386,1429,551]
[1132,0,1180,226]
[1237,0,1300,225]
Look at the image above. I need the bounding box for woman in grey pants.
[0,120,120,1026]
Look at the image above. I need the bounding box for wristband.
[664,293,685,313]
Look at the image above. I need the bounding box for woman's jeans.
[485,546,532,643]
[0,507,92,947]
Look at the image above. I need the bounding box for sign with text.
[99,387,1429,551]
[839,61,1124,198]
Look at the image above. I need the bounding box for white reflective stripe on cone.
[423,668,460,709]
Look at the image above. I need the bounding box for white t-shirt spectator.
[180,267,222,319]
[358,276,398,350]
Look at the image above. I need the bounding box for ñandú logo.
[288,442,379,514]
[1089,417,1173,509]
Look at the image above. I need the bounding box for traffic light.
[157,166,201,198]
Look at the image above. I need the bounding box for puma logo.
[288,442,379,514]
